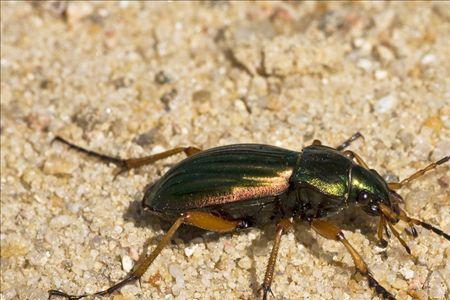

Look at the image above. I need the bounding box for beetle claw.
[48,289,86,300]
[258,284,275,300]
[113,165,129,180]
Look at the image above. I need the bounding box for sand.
[1,2,449,300]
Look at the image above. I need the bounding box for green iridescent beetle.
[49,133,449,300]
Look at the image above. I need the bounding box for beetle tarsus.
[335,132,364,151]
[259,284,275,300]
[48,274,139,299]
[367,274,396,300]
[48,289,86,300]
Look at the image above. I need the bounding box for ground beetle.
[49,132,449,300]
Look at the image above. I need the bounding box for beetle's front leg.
[259,218,293,300]
[49,211,242,299]
[311,219,396,300]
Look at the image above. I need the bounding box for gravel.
[1,2,449,300]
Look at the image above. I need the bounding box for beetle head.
[350,157,449,251]
[350,165,400,217]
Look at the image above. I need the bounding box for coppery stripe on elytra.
[190,169,293,207]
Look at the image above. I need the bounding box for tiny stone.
[374,45,395,63]
[375,94,397,113]
[374,69,388,80]
[237,257,252,270]
[168,264,184,286]
[43,154,78,175]
[428,271,446,299]
[392,278,408,290]
[114,225,123,234]
[122,255,133,273]
[421,54,437,65]
[399,266,414,280]
[184,244,197,257]
[154,71,171,84]
[357,58,372,71]
[50,215,74,229]
[192,90,211,103]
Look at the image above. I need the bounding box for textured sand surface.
[1,2,449,300]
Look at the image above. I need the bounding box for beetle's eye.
[357,191,370,204]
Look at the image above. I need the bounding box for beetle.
[48,132,449,300]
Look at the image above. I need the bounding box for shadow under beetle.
[49,132,449,300]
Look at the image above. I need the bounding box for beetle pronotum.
[49,132,449,300]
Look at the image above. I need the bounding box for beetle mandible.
[49,132,449,300]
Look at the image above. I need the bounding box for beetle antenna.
[388,156,449,190]
[398,209,450,241]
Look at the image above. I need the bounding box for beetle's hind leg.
[259,218,293,300]
[54,136,201,177]
[311,219,396,300]
[49,211,243,299]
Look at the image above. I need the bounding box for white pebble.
[375,94,397,113]
[353,38,365,48]
[374,69,388,80]
[428,271,446,299]
[421,54,437,65]
[122,255,133,273]
[50,215,74,228]
[238,257,252,270]
[357,58,372,71]
[399,266,414,280]
[184,244,197,257]
[169,264,184,286]
[114,225,123,234]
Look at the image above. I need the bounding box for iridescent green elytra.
[49,133,449,300]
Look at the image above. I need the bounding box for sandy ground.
[1,2,449,300]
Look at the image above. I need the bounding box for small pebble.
[374,69,388,80]
[357,58,372,71]
[421,54,437,65]
[169,264,184,286]
[399,266,414,280]
[43,155,78,175]
[237,257,252,270]
[184,244,197,257]
[49,215,74,229]
[122,255,133,273]
[375,94,397,113]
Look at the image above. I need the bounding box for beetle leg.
[388,156,449,190]
[335,132,364,151]
[259,218,293,300]
[49,211,241,299]
[53,135,201,177]
[386,221,411,255]
[311,219,396,300]
[112,146,202,177]
[377,217,389,248]
[342,150,370,169]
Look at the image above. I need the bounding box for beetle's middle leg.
[260,218,293,300]
[49,211,242,299]
[342,150,370,169]
[311,219,396,300]
[54,136,201,176]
